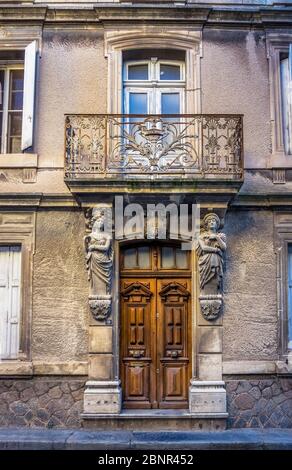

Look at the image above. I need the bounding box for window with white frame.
[0,245,22,360]
[123,51,185,115]
[280,46,292,155]
[0,41,37,154]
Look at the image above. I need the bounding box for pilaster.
[189,212,227,418]
[83,203,121,415]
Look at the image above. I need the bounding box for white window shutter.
[21,40,37,151]
[0,247,9,359]
[0,246,21,359]
[288,44,292,155]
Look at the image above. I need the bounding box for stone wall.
[226,378,292,428]
[1,377,291,428]
[0,378,85,428]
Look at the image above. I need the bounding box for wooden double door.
[120,244,192,409]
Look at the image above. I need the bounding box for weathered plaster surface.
[202,30,271,169]
[0,379,85,428]
[240,171,292,194]
[35,31,107,169]
[223,210,278,360]
[226,378,292,428]
[32,211,88,361]
[0,169,70,193]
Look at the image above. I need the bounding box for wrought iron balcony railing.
[64,114,243,182]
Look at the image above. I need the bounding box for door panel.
[120,279,155,408]
[157,280,191,408]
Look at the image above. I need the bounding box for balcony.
[64,114,243,193]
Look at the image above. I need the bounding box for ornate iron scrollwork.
[65,114,243,180]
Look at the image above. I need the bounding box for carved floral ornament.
[84,206,113,324]
[196,213,226,321]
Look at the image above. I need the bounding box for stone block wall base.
[189,380,227,415]
[83,380,121,415]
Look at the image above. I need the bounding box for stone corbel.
[199,294,223,321]
[84,204,114,325]
[196,213,226,322]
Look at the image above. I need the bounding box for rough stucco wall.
[35,30,107,168]
[32,211,88,361]
[201,30,271,169]
[223,210,278,360]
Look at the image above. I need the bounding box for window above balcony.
[123,51,185,116]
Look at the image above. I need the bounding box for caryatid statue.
[84,207,113,322]
[196,213,226,320]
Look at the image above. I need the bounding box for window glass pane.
[11,91,23,110]
[124,248,137,268]
[161,246,175,269]
[11,70,24,91]
[160,64,181,81]
[176,249,188,269]
[7,112,22,153]
[137,246,150,269]
[129,93,148,115]
[9,70,24,111]
[128,64,148,80]
[288,245,292,349]
[161,93,180,114]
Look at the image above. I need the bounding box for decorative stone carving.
[84,206,113,324]
[88,295,112,323]
[199,294,223,321]
[196,213,226,321]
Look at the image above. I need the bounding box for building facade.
[0,0,291,430]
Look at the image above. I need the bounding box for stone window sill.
[0,361,88,376]
[276,361,292,376]
[0,361,33,376]
[269,152,292,169]
[0,153,38,169]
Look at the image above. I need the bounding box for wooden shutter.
[0,246,21,359]
[21,41,37,151]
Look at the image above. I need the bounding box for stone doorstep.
[81,410,228,431]
[81,410,229,419]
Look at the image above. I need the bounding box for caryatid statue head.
[203,213,221,233]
